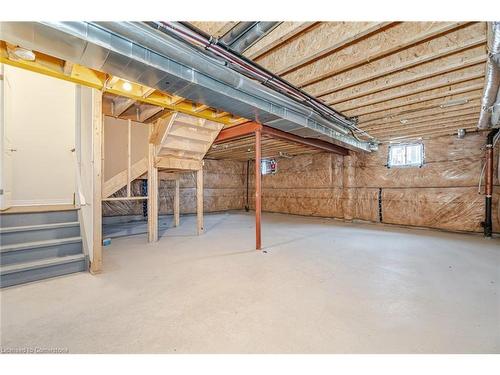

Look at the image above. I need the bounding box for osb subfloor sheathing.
[1,212,499,353]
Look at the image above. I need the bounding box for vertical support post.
[174,177,180,227]
[126,119,132,197]
[90,89,103,273]
[342,153,356,221]
[484,129,499,237]
[196,167,204,235]
[255,129,262,250]
[148,124,158,242]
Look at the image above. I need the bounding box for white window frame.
[387,142,424,168]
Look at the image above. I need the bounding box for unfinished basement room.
[0,10,500,363]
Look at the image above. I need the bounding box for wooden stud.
[148,124,158,242]
[102,157,148,198]
[102,196,147,202]
[174,178,180,227]
[255,129,262,250]
[126,119,132,197]
[90,89,103,274]
[155,157,202,171]
[196,168,204,235]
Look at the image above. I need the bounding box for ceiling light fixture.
[122,81,132,92]
[440,99,469,108]
[13,47,35,61]
[400,119,408,124]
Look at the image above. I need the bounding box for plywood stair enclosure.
[150,112,225,171]
[147,112,225,242]
[101,111,225,242]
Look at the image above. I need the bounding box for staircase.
[102,112,225,198]
[0,208,86,288]
[152,112,225,171]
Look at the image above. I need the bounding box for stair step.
[0,254,86,288]
[0,237,83,266]
[0,209,79,228]
[1,236,82,253]
[0,222,80,245]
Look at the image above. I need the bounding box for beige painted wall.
[5,65,76,206]
[103,116,149,181]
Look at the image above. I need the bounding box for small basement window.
[387,143,424,168]
[261,158,277,175]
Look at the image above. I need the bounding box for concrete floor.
[1,211,499,353]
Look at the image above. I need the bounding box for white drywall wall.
[4,65,76,206]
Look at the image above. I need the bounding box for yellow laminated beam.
[0,41,246,126]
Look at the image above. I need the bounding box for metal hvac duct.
[0,21,371,151]
[220,21,280,53]
[478,21,500,129]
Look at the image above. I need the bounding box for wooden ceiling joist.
[325,54,486,106]
[336,70,484,112]
[361,108,481,132]
[345,83,484,118]
[309,35,486,98]
[245,22,318,60]
[257,22,389,76]
[208,122,349,160]
[369,116,480,138]
[290,22,471,88]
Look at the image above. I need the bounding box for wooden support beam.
[0,45,247,127]
[155,157,202,171]
[255,128,262,250]
[196,168,204,235]
[174,178,180,227]
[90,89,103,273]
[102,196,148,202]
[138,105,164,123]
[148,126,158,242]
[63,61,74,76]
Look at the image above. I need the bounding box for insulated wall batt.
[249,131,498,233]
[248,153,345,218]
[353,132,499,232]
[102,159,246,216]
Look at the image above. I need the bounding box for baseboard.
[11,199,74,206]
